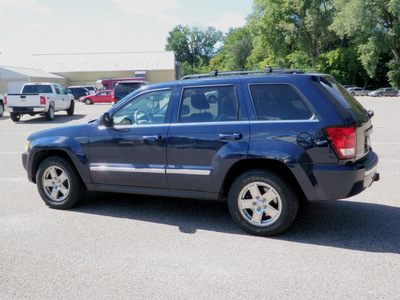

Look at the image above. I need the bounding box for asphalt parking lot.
[1,98,399,299]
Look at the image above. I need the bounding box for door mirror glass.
[103,112,113,127]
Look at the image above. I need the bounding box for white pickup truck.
[5,83,75,122]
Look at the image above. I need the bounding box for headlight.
[25,141,30,152]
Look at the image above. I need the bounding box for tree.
[209,27,253,71]
[332,0,400,87]
[248,0,338,68]
[165,25,223,75]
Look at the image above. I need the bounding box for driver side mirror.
[103,112,113,127]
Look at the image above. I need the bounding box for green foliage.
[209,27,253,71]
[165,0,400,87]
[332,0,400,84]
[166,25,223,75]
[388,60,400,88]
[248,0,338,67]
[315,47,368,85]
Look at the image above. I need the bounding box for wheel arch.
[220,159,306,201]
[31,150,84,184]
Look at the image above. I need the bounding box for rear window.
[249,84,314,121]
[114,83,143,94]
[318,76,368,124]
[22,85,53,94]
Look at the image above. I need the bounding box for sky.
[0,0,253,66]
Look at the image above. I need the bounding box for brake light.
[324,126,356,159]
[40,96,46,105]
[4,96,6,105]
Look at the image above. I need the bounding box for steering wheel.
[133,109,152,124]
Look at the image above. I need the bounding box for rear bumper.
[6,106,46,114]
[306,151,379,201]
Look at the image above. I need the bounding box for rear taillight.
[4,96,7,105]
[40,96,46,105]
[324,126,356,159]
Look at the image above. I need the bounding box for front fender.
[25,125,92,183]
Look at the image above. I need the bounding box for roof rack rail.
[180,67,304,80]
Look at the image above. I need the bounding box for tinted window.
[113,89,172,126]
[22,85,53,94]
[115,83,143,94]
[318,76,368,124]
[249,84,313,120]
[178,85,239,123]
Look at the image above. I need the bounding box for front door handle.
[142,135,162,141]
[218,133,242,140]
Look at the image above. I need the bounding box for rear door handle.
[218,133,242,140]
[142,135,162,141]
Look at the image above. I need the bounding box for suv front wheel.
[36,156,86,209]
[228,170,299,236]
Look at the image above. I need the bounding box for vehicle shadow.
[73,192,400,254]
[13,114,87,124]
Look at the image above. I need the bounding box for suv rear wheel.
[36,156,86,209]
[228,170,299,236]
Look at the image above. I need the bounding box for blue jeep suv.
[22,69,379,236]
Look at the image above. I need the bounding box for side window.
[59,86,67,95]
[249,84,313,121]
[112,89,173,126]
[55,86,60,94]
[178,85,239,123]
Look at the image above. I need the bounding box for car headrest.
[191,93,210,110]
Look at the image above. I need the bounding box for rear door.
[166,82,250,194]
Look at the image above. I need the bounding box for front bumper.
[306,151,379,201]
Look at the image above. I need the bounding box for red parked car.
[81,90,114,105]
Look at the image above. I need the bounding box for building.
[0,66,67,95]
[27,51,176,87]
[0,51,176,94]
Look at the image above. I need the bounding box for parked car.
[5,83,74,121]
[67,86,90,100]
[0,94,4,117]
[80,90,114,105]
[113,80,147,104]
[347,87,369,96]
[343,85,357,89]
[83,86,97,95]
[368,87,398,97]
[97,78,145,90]
[22,69,379,236]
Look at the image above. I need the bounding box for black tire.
[66,100,75,115]
[10,113,20,122]
[36,156,86,209]
[85,99,92,105]
[228,170,299,236]
[45,105,55,121]
[351,92,355,96]
[377,93,382,97]
[0,102,4,117]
